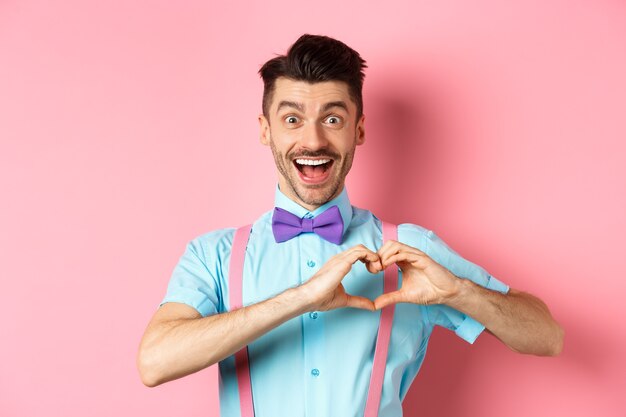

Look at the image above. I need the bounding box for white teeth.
[295,159,331,166]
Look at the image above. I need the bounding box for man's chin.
[292,182,341,208]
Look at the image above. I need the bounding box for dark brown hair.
[259,34,367,119]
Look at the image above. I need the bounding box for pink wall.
[1,0,625,415]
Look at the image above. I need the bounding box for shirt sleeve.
[160,230,233,317]
[398,224,509,344]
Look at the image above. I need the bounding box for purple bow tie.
[272,205,344,245]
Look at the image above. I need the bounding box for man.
[137,34,563,416]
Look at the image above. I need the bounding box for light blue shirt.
[161,186,509,417]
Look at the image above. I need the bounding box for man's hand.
[139,244,386,386]
[372,240,564,356]
[301,244,383,312]
[373,240,460,309]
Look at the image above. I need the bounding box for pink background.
[1,0,625,416]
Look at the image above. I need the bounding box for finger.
[378,239,395,254]
[345,295,376,311]
[331,249,381,277]
[377,239,399,260]
[378,240,410,263]
[374,291,406,310]
[358,247,383,273]
[343,246,381,267]
[379,240,427,261]
[339,244,375,260]
[364,258,383,274]
[383,252,434,270]
[382,252,425,269]
[349,244,378,258]
[380,246,428,268]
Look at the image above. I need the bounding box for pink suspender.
[364,221,399,417]
[228,222,398,417]
[229,224,254,417]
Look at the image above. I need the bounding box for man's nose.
[300,122,329,150]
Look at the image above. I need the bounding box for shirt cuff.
[455,275,509,343]
[160,288,218,317]
[455,315,486,344]
[486,275,510,294]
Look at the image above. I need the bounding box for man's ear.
[356,114,365,145]
[259,114,271,146]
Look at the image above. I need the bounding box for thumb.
[374,291,404,310]
[345,295,376,311]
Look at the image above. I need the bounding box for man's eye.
[326,116,341,124]
[285,116,299,124]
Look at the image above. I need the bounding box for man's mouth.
[293,158,334,184]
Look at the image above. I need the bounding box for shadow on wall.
[354,67,487,415]
[351,63,465,227]
[356,64,602,416]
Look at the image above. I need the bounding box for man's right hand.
[138,245,383,387]
[300,244,383,312]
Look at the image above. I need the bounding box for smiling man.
[261,77,363,210]
[138,34,563,417]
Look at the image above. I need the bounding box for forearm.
[446,279,564,356]
[139,286,314,386]
[139,245,382,387]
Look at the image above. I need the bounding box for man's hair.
[259,34,367,120]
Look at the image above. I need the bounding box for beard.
[268,137,356,208]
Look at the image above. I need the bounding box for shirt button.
[311,368,320,377]
[304,213,314,219]
[309,311,318,319]
[307,260,316,268]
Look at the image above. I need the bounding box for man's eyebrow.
[321,101,349,112]
[276,101,304,114]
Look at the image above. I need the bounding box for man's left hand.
[372,240,564,356]
[373,240,460,309]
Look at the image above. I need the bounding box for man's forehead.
[271,78,355,112]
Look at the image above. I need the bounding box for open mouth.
[293,158,334,184]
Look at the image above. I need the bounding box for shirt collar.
[274,185,353,238]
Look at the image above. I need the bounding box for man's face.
[259,77,365,210]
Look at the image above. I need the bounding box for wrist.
[288,283,318,313]
[443,275,473,307]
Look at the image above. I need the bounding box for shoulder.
[395,223,467,270]
[185,209,274,262]
[396,223,438,251]
[183,228,237,268]
[349,207,439,246]
[189,227,237,248]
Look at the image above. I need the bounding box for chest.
[240,224,385,306]
[217,219,432,416]
[222,222,426,356]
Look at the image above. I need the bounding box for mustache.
[288,149,340,160]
